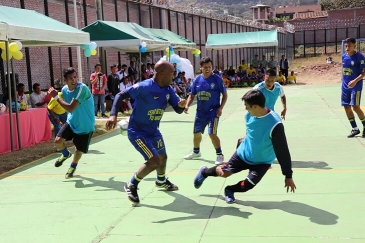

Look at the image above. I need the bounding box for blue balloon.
[169,46,173,51]
[89,42,97,50]
[11,102,20,111]
[141,47,147,53]
[84,49,92,57]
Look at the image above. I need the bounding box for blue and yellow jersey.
[127,79,180,137]
[342,52,365,91]
[190,74,227,117]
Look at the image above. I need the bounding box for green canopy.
[82,21,170,52]
[0,6,90,46]
[146,28,196,50]
[206,30,278,50]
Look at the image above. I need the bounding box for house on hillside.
[250,3,274,23]
[275,4,321,19]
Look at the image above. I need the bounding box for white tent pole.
[5,40,14,151]
[73,0,83,83]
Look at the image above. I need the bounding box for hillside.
[175,0,319,18]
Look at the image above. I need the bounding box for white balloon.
[14,41,22,51]
[141,42,147,47]
[178,58,195,80]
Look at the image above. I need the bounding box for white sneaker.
[215,155,224,165]
[184,151,202,160]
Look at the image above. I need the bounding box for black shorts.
[221,151,271,186]
[57,123,93,153]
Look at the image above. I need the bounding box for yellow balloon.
[165,48,170,53]
[91,49,97,55]
[9,42,19,53]
[0,42,5,50]
[197,50,201,54]
[1,51,12,60]
[13,51,23,60]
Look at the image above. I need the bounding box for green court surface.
[1,84,365,243]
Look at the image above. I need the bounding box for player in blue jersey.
[105,60,186,205]
[48,67,95,179]
[341,38,365,138]
[183,57,228,165]
[252,69,287,120]
[193,89,296,203]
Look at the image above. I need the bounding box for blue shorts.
[221,152,270,186]
[193,115,219,134]
[341,89,362,106]
[129,134,166,161]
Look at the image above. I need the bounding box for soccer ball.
[117,119,129,136]
[20,101,28,111]
[0,103,6,114]
[11,101,20,112]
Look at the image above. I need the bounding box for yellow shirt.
[276,75,285,83]
[287,75,296,82]
[223,78,230,88]
[47,92,67,115]
[247,68,256,76]
[239,64,248,71]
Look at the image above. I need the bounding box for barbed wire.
[294,16,365,31]
[127,0,295,33]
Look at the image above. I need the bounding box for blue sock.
[61,147,69,157]
[215,147,223,156]
[193,147,200,153]
[157,174,166,182]
[349,117,358,129]
[130,173,142,186]
[70,162,77,169]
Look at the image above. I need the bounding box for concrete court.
[1,84,365,243]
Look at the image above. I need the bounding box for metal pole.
[96,0,106,73]
[5,41,14,151]
[139,51,142,81]
[11,58,21,150]
[73,0,83,82]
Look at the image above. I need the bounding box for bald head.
[154,60,175,87]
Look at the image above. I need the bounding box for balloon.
[13,51,23,60]
[169,46,173,52]
[191,49,196,54]
[14,41,22,51]
[197,50,201,54]
[0,42,5,50]
[84,49,92,57]
[141,41,147,47]
[91,49,97,56]
[140,47,147,53]
[194,53,200,57]
[1,51,12,60]
[165,48,170,53]
[89,42,97,50]
[9,43,19,53]
[80,44,89,50]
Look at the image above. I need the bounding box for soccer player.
[252,69,287,120]
[48,67,95,179]
[341,37,365,138]
[105,60,186,205]
[183,57,228,165]
[193,89,296,203]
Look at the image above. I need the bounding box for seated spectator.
[16,83,30,106]
[231,73,240,87]
[241,73,249,87]
[257,64,266,75]
[222,74,230,88]
[47,91,68,138]
[248,72,258,87]
[287,71,297,84]
[247,65,256,76]
[227,66,235,80]
[257,71,265,83]
[30,83,47,108]
[213,66,220,75]
[277,71,286,85]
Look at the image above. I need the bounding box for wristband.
[54,95,59,101]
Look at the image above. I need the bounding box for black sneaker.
[155,178,179,191]
[362,129,365,138]
[124,182,140,204]
[347,129,360,138]
[55,152,72,167]
[65,167,76,179]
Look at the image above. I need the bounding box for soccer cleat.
[347,129,360,138]
[194,165,208,189]
[55,152,72,167]
[224,187,236,204]
[362,128,365,138]
[215,155,224,165]
[65,167,76,179]
[124,182,140,204]
[155,178,179,191]
[184,151,202,160]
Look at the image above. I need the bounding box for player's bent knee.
[146,156,161,168]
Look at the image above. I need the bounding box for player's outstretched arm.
[271,123,296,193]
[184,94,195,114]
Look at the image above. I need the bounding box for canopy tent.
[205,30,278,50]
[146,28,196,51]
[81,21,170,52]
[0,6,90,46]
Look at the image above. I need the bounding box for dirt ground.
[0,54,345,175]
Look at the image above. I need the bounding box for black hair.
[17,83,25,88]
[94,64,101,68]
[345,37,356,44]
[32,83,40,90]
[241,90,266,108]
[266,69,276,77]
[63,67,76,79]
[200,56,213,66]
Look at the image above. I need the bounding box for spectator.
[30,83,47,108]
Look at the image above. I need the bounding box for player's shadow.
[201,194,338,225]
[141,192,252,223]
[65,176,125,192]
[160,120,194,123]
[87,150,105,154]
[273,160,332,170]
